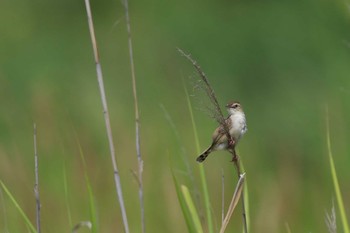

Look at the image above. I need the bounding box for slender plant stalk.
[221,169,225,224]
[161,103,201,210]
[232,153,248,233]
[326,106,350,233]
[33,123,41,233]
[219,173,245,233]
[0,188,8,233]
[62,164,73,229]
[181,185,204,233]
[122,0,145,232]
[179,48,248,232]
[185,85,214,233]
[77,140,98,233]
[241,162,250,233]
[172,166,202,232]
[0,181,37,233]
[83,1,129,232]
[181,79,206,214]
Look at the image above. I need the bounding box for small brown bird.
[196,101,247,162]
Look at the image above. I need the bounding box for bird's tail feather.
[196,146,212,163]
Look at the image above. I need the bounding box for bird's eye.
[233,104,238,108]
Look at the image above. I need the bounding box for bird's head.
[226,101,243,115]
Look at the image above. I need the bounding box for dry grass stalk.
[219,173,245,233]
[83,1,129,232]
[122,0,145,231]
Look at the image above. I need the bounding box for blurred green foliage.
[0,0,350,232]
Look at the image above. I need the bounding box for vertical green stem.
[185,85,214,233]
[326,107,350,233]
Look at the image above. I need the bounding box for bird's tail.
[196,146,212,163]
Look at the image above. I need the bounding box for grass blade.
[181,185,204,233]
[171,169,198,233]
[77,141,98,233]
[63,163,73,229]
[240,160,250,233]
[184,84,214,233]
[243,179,250,233]
[326,106,349,233]
[0,181,37,233]
[0,188,9,233]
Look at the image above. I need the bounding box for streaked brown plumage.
[196,101,247,162]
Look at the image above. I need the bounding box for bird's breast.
[229,113,247,140]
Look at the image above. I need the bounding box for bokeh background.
[1,0,350,232]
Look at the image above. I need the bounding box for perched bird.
[196,101,247,163]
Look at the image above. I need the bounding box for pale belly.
[229,113,247,141]
[212,112,247,151]
[215,142,228,150]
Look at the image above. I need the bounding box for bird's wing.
[222,117,232,134]
[211,117,231,144]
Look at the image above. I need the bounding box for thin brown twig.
[122,0,145,232]
[178,48,248,232]
[33,123,41,233]
[83,1,130,232]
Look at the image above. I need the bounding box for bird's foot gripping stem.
[228,137,235,148]
[231,153,239,162]
[230,149,239,162]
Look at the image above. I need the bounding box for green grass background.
[1,0,350,232]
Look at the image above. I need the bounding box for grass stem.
[221,169,225,224]
[122,0,145,231]
[219,173,245,233]
[185,85,214,233]
[83,1,129,232]
[33,123,41,233]
[326,106,349,233]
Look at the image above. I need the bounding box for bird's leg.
[228,136,235,149]
[231,149,239,162]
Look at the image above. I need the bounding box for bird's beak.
[225,103,230,108]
